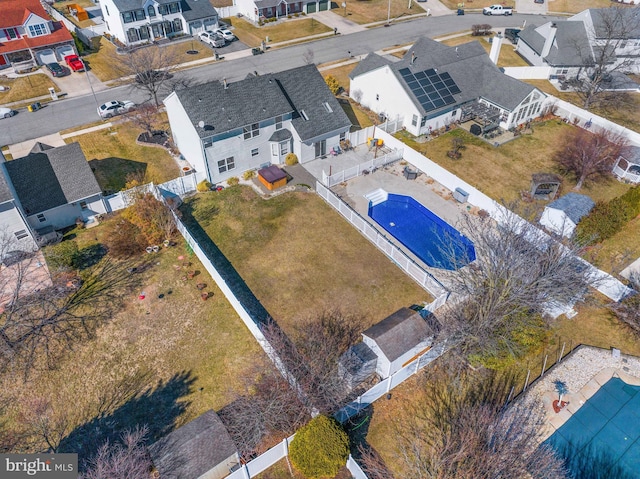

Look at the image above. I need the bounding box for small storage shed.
[612,146,640,184]
[149,410,240,479]
[362,307,435,379]
[67,4,89,21]
[530,173,561,200]
[258,165,287,190]
[338,342,378,392]
[539,192,595,238]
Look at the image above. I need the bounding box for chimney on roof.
[223,78,228,89]
[541,22,558,59]
[411,52,416,65]
[489,34,503,65]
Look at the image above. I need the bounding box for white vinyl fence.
[503,66,552,80]
[347,455,369,479]
[316,181,448,304]
[321,149,403,187]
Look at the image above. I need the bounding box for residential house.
[149,410,240,479]
[0,157,38,253]
[517,8,640,80]
[613,145,640,183]
[0,0,75,71]
[1,142,106,247]
[361,307,436,379]
[164,64,351,184]
[99,0,218,46]
[235,0,329,22]
[349,37,547,136]
[539,192,595,238]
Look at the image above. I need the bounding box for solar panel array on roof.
[399,67,461,113]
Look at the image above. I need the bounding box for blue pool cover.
[544,377,640,476]
[368,194,475,270]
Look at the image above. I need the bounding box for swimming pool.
[545,377,640,476]
[368,193,475,270]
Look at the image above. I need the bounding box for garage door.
[318,0,328,10]
[56,45,75,60]
[36,49,57,65]
[306,2,316,13]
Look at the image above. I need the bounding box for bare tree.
[79,426,151,479]
[359,368,567,479]
[0,259,140,375]
[18,396,72,453]
[568,7,640,110]
[125,103,164,137]
[302,48,315,65]
[441,209,593,364]
[553,127,628,189]
[608,274,640,336]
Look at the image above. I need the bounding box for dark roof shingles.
[548,192,595,224]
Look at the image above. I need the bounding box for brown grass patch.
[342,0,421,24]
[0,74,60,104]
[224,17,332,48]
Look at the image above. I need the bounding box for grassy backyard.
[181,187,429,335]
[66,120,180,193]
[223,17,332,47]
[0,74,60,104]
[0,216,265,457]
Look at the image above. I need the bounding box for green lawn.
[181,187,429,335]
[66,120,180,193]
[0,216,265,456]
[0,73,60,104]
[224,17,332,48]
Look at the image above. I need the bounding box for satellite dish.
[198,120,205,128]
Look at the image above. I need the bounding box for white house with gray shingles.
[100,0,218,46]
[613,145,640,183]
[539,192,595,238]
[164,64,351,184]
[517,8,640,80]
[0,158,38,253]
[362,307,436,379]
[349,37,547,136]
[234,0,329,22]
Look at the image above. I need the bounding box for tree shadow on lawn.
[60,370,196,467]
[89,157,148,194]
[179,202,272,327]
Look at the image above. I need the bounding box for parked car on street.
[483,4,513,14]
[135,69,172,84]
[97,100,136,118]
[64,54,85,72]
[45,62,70,77]
[198,31,225,48]
[0,107,15,119]
[213,28,236,42]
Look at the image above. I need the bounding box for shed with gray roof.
[539,192,595,238]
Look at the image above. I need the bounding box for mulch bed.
[137,130,169,147]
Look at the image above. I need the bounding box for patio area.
[303,142,395,181]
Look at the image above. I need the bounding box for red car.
[64,54,84,72]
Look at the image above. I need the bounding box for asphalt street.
[0,12,562,146]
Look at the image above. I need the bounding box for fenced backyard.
[321,149,403,188]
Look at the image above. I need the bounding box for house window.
[218,156,235,173]
[139,26,149,39]
[203,138,213,148]
[169,3,180,13]
[420,117,427,127]
[122,11,134,23]
[135,9,146,20]
[452,110,457,116]
[251,148,259,157]
[243,123,259,140]
[80,201,88,210]
[127,28,139,43]
[28,24,46,37]
[14,230,29,240]
[340,132,346,141]
[158,4,168,14]
[280,142,288,155]
[105,4,109,15]
[148,5,156,17]
[323,102,333,113]
[5,28,18,40]
[411,114,418,127]
[173,18,182,32]
[275,115,283,129]
[36,213,46,223]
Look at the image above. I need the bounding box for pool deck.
[522,346,640,442]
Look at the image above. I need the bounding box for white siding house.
[539,192,595,238]
[164,65,351,184]
[350,37,546,136]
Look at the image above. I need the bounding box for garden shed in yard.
[362,307,436,379]
[149,410,240,479]
[612,146,640,184]
[539,192,595,238]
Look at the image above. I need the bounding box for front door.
[314,140,326,158]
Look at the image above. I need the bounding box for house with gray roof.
[539,192,595,238]
[99,0,218,46]
[349,37,547,136]
[362,307,436,378]
[164,64,351,183]
[149,409,240,479]
[235,0,330,23]
[517,8,640,81]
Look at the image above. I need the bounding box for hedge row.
[576,186,640,244]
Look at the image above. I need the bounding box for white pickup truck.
[198,31,225,48]
[483,4,513,15]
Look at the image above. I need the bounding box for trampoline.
[544,377,640,475]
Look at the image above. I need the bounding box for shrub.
[576,185,640,243]
[226,176,240,186]
[289,415,349,479]
[285,153,298,166]
[122,193,178,244]
[104,219,146,259]
[324,75,341,96]
[197,179,212,192]
[287,14,292,18]
[44,240,79,271]
[243,170,256,180]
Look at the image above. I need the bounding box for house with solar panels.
[349,37,547,136]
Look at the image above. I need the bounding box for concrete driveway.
[42,67,108,98]
[516,0,547,15]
